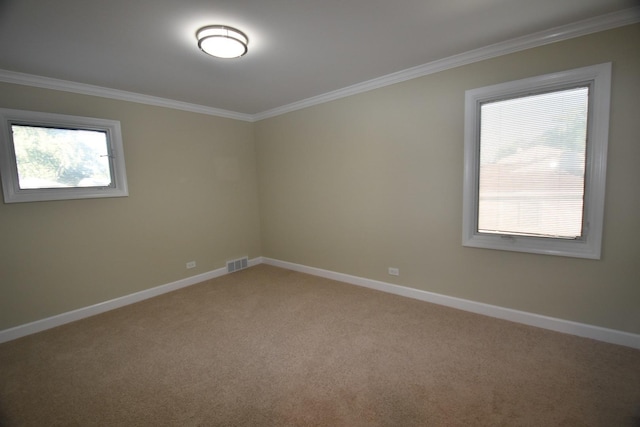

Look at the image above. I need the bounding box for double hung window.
[462,63,611,259]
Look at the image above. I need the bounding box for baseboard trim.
[3,256,638,349]
[0,258,260,344]
[261,257,640,350]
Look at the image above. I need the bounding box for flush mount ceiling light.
[196,25,248,59]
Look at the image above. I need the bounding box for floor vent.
[227,256,249,273]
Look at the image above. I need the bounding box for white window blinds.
[478,87,589,239]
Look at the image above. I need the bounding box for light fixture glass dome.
[197,25,248,59]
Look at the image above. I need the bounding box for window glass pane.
[11,125,112,189]
[478,87,589,239]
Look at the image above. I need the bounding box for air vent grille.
[227,256,249,273]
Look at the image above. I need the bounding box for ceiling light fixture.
[196,25,249,59]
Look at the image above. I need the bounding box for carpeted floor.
[1,264,639,426]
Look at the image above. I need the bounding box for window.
[462,63,611,259]
[0,109,128,203]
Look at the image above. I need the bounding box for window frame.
[462,63,611,259]
[0,108,129,203]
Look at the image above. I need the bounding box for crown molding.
[253,6,640,121]
[0,69,254,122]
[0,7,637,123]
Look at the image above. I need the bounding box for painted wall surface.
[1,24,638,336]
[255,24,640,334]
[0,85,261,330]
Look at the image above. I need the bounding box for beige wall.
[255,24,640,334]
[0,85,262,330]
[1,24,638,336]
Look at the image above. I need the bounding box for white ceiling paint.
[0,0,638,119]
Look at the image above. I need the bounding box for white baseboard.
[3,256,638,350]
[0,257,261,344]
[262,257,640,350]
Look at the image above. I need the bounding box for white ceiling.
[0,0,637,117]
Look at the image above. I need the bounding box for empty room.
[1,1,639,425]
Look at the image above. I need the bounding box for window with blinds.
[462,63,611,259]
[478,87,588,239]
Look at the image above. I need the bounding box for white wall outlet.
[388,267,399,276]
[186,261,196,269]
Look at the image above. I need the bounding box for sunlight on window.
[12,125,112,189]
[478,87,588,239]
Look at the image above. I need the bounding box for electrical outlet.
[388,267,399,276]
[186,261,196,269]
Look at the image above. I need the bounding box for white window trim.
[462,63,611,259]
[0,109,129,203]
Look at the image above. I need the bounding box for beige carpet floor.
[1,264,639,426]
